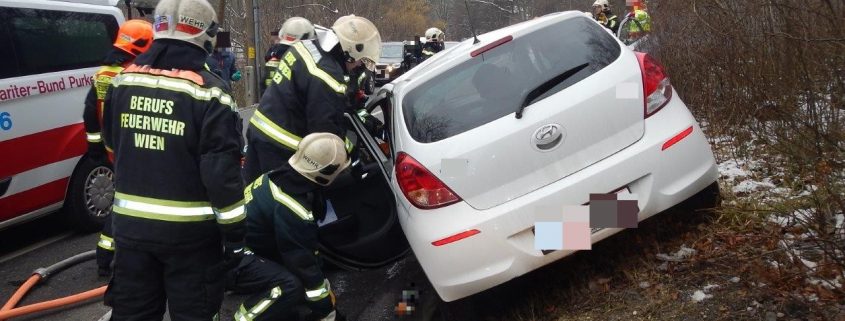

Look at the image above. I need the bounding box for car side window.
[2,7,117,77]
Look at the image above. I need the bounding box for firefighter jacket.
[628,9,652,33]
[83,49,135,157]
[421,42,444,60]
[347,65,373,110]
[597,10,620,34]
[102,39,245,251]
[262,43,290,94]
[247,39,353,195]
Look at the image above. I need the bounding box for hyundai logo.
[531,124,564,151]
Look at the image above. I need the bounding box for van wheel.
[65,156,114,233]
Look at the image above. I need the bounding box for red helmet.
[114,20,154,56]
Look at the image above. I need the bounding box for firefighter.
[82,19,154,277]
[242,14,381,184]
[100,0,246,319]
[592,0,619,34]
[346,63,374,110]
[262,17,316,95]
[421,27,445,60]
[627,8,652,38]
[230,132,350,321]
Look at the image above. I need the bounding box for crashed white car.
[317,11,719,302]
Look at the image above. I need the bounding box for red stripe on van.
[0,123,86,179]
[0,178,69,221]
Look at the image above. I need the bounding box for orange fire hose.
[0,250,105,320]
[0,274,41,312]
[0,286,106,320]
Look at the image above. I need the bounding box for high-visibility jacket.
[628,9,652,33]
[246,39,353,195]
[102,40,245,251]
[83,49,135,156]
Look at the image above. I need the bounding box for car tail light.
[635,52,673,118]
[396,152,461,209]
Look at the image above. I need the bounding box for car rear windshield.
[402,16,621,143]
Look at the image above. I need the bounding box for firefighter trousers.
[230,174,334,321]
[105,242,225,321]
[96,214,114,273]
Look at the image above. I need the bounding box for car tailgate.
[400,14,644,210]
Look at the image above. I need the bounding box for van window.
[0,17,18,79]
[0,7,118,78]
[402,16,621,143]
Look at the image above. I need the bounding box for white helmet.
[278,17,315,45]
[332,15,381,70]
[289,133,351,186]
[425,27,444,42]
[593,0,609,7]
[153,0,219,54]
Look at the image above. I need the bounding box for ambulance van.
[0,0,124,231]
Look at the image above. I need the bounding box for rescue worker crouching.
[82,19,154,277]
[262,17,316,95]
[230,133,350,321]
[100,0,247,319]
[242,14,382,184]
[421,27,444,61]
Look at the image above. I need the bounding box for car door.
[316,91,408,269]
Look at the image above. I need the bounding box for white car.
[314,11,719,302]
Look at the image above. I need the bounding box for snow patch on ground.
[691,290,712,302]
[709,140,845,304]
[702,284,720,291]
[656,245,697,262]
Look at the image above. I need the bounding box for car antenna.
[463,0,481,44]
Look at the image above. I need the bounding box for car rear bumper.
[398,91,718,301]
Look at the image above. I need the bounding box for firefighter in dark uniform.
[82,19,154,277]
[592,0,620,34]
[421,27,445,61]
[242,14,381,183]
[100,0,246,320]
[231,133,350,321]
[346,64,374,110]
[262,17,316,96]
[233,15,382,321]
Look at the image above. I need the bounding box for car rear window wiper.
[515,62,589,119]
